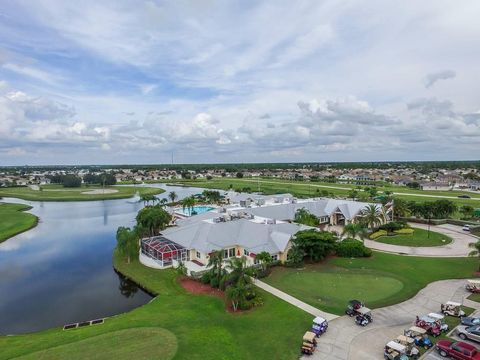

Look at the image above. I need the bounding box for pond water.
[0,184,207,335]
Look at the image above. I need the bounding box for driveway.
[307,279,479,360]
[364,223,478,257]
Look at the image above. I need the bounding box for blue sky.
[0,0,479,165]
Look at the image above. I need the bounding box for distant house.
[420,182,452,191]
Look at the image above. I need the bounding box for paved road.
[364,223,478,257]
[253,278,338,321]
[306,279,480,360]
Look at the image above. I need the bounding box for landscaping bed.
[375,228,452,247]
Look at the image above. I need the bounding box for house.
[420,182,452,191]
[140,212,310,273]
[139,195,388,274]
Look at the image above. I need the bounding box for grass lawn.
[0,184,164,201]
[0,202,38,243]
[376,228,452,247]
[0,251,311,360]
[468,293,480,303]
[264,251,477,315]
[14,328,178,360]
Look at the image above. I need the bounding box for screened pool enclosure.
[140,236,188,267]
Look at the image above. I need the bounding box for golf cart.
[428,312,449,332]
[441,301,466,317]
[355,307,373,326]
[414,316,442,337]
[466,280,480,293]
[346,299,364,317]
[394,335,420,358]
[384,341,409,360]
[404,326,433,349]
[311,316,328,336]
[301,331,317,355]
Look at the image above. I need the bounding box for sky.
[0,0,479,165]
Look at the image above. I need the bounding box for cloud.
[139,84,157,95]
[424,69,456,88]
[2,63,63,85]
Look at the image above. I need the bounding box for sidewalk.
[253,278,338,321]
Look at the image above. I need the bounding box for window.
[244,249,249,256]
[271,254,278,261]
[254,258,260,265]
[196,251,201,259]
[229,248,235,258]
[224,249,229,258]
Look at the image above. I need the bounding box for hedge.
[393,228,415,235]
[336,238,372,258]
[370,230,387,239]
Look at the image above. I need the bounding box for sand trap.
[81,189,119,195]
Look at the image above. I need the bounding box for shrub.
[210,276,220,288]
[336,238,372,258]
[370,230,388,239]
[393,228,414,235]
[378,221,407,232]
[200,272,211,284]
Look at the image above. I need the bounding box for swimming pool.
[175,205,215,216]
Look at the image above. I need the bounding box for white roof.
[408,326,426,334]
[313,316,326,325]
[446,301,462,306]
[468,279,480,285]
[358,307,371,314]
[386,341,405,352]
[428,313,444,320]
[161,217,310,254]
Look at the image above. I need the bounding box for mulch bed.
[178,277,245,313]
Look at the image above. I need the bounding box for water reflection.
[0,184,206,334]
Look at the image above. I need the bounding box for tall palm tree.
[207,250,224,285]
[225,256,252,286]
[469,240,480,272]
[361,204,383,230]
[256,251,273,271]
[181,196,195,215]
[168,191,177,203]
[159,198,168,207]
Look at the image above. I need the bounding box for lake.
[0,184,206,335]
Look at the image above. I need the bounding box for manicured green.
[0,203,38,243]
[14,328,178,360]
[375,228,452,247]
[0,251,311,360]
[468,293,480,303]
[264,252,477,315]
[0,185,164,201]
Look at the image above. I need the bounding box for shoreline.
[0,203,39,244]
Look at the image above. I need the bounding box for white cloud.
[2,63,63,85]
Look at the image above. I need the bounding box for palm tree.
[207,250,224,285]
[469,240,480,272]
[226,283,248,312]
[168,191,177,203]
[256,251,273,272]
[342,223,368,242]
[225,256,252,286]
[181,196,195,215]
[361,204,383,230]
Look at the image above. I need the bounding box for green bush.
[378,221,407,232]
[335,238,372,258]
[201,272,211,284]
[393,228,414,235]
[370,230,387,239]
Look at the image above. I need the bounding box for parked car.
[466,280,480,293]
[311,316,328,336]
[415,315,442,337]
[404,326,433,349]
[384,341,410,360]
[301,331,317,355]
[435,340,480,359]
[355,307,373,326]
[457,325,480,343]
[428,312,449,331]
[462,317,480,327]
[464,225,471,232]
[441,301,466,317]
